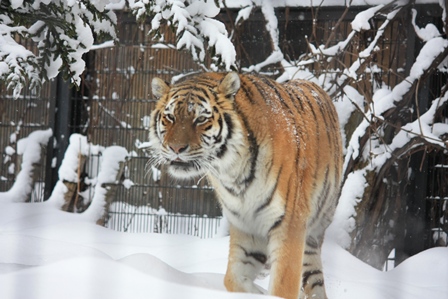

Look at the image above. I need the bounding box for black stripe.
[237,246,267,265]
[289,82,305,111]
[170,89,183,99]
[153,111,161,127]
[214,115,223,141]
[284,83,305,113]
[224,184,239,197]
[269,214,284,233]
[311,89,335,153]
[196,94,207,103]
[216,144,227,159]
[192,86,211,95]
[245,75,270,104]
[239,78,256,104]
[312,280,324,289]
[234,107,258,189]
[216,113,233,158]
[302,270,322,286]
[302,93,321,200]
[247,252,267,264]
[306,237,319,249]
[264,79,300,129]
[254,166,282,214]
[261,77,283,102]
[308,168,331,229]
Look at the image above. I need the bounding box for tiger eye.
[164,114,175,122]
[196,116,207,124]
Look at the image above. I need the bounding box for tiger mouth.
[170,159,195,168]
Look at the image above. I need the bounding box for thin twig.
[325,0,353,48]
[414,78,425,138]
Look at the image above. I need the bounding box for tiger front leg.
[224,226,268,294]
[268,218,307,299]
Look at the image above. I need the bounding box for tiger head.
[148,72,241,179]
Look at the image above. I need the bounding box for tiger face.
[149,73,241,179]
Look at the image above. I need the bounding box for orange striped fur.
[149,73,343,299]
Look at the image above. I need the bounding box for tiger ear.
[152,77,170,99]
[218,72,240,97]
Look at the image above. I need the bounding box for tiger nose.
[169,144,188,154]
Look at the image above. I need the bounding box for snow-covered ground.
[0,199,447,299]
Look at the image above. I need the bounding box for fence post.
[44,76,72,201]
[96,158,126,226]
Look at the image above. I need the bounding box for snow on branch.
[388,91,448,154]
[305,4,448,251]
[141,0,236,70]
[411,8,441,42]
[332,6,402,95]
[0,0,118,98]
[242,0,284,73]
[0,33,41,99]
[343,37,448,171]
[308,4,386,61]
[234,4,253,25]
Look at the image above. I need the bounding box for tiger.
[148,72,343,299]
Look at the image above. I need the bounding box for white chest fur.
[208,167,285,237]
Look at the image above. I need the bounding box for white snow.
[122,178,135,189]
[351,5,384,32]
[4,145,15,155]
[409,37,448,79]
[46,134,104,209]
[0,199,447,299]
[81,146,128,221]
[90,40,115,50]
[0,129,52,202]
[326,169,366,248]
[151,165,161,182]
[412,9,441,42]
[225,0,439,7]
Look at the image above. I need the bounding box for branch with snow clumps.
[137,0,236,71]
[241,0,284,73]
[0,0,118,98]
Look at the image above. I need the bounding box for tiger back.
[149,72,343,299]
